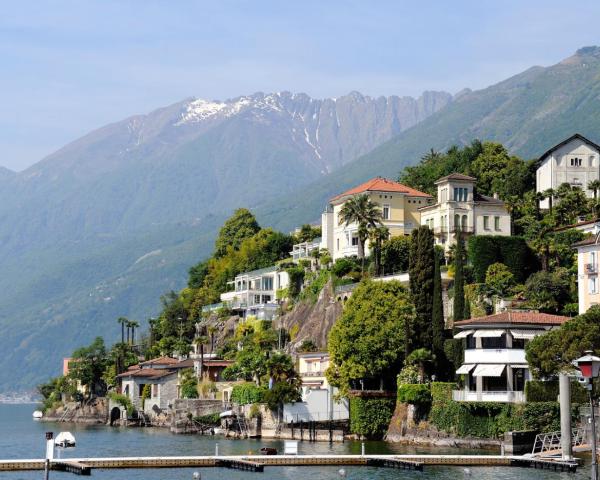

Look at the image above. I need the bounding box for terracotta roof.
[455,311,570,327]
[555,218,600,232]
[330,177,431,201]
[537,133,600,163]
[170,358,195,369]
[434,173,477,184]
[117,367,175,379]
[474,193,505,205]
[138,356,179,367]
[203,360,234,367]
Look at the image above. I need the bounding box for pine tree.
[408,226,435,353]
[432,252,444,356]
[453,230,466,323]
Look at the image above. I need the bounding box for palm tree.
[207,325,218,354]
[543,188,555,214]
[368,225,390,276]
[129,320,140,345]
[194,335,208,378]
[589,180,600,201]
[338,194,383,271]
[533,191,546,219]
[117,317,128,344]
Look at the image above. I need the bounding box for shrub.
[231,383,266,405]
[332,257,360,277]
[397,384,432,405]
[194,413,221,425]
[108,392,134,416]
[349,396,396,439]
[525,380,588,403]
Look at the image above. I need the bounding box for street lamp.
[575,351,600,480]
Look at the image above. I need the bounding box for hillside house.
[320,177,432,261]
[220,266,289,320]
[573,232,600,314]
[452,311,568,403]
[419,173,511,252]
[536,133,600,208]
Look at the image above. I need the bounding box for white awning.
[456,364,475,374]
[510,364,529,369]
[473,329,505,338]
[510,329,543,340]
[472,364,506,377]
[453,330,474,339]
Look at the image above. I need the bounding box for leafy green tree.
[338,194,383,270]
[68,337,108,397]
[526,306,600,378]
[432,253,445,360]
[295,224,322,243]
[484,263,515,298]
[180,369,199,398]
[524,268,573,313]
[408,226,435,352]
[188,259,210,289]
[214,208,260,258]
[326,280,413,396]
[453,230,466,323]
[381,235,411,274]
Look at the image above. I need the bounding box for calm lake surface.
[0,404,590,480]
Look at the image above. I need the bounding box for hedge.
[525,380,588,404]
[428,382,571,438]
[349,396,396,439]
[397,384,431,405]
[231,383,266,405]
[468,236,536,283]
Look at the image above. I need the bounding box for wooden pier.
[0,454,579,474]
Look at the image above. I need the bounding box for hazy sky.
[2,0,600,171]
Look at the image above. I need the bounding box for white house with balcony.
[452,311,569,403]
[219,266,289,320]
[283,352,349,422]
[536,133,600,209]
[290,238,321,263]
[574,232,600,314]
[419,173,511,253]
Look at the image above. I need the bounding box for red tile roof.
[455,311,570,327]
[116,367,175,379]
[138,356,179,367]
[330,177,431,201]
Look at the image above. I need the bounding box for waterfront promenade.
[0,454,579,474]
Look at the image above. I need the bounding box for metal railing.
[532,427,587,455]
[452,390,526,403]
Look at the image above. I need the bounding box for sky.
[2,1,600,171]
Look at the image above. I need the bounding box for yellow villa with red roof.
[320,177,433,261]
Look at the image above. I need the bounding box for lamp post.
[575,351,600,480]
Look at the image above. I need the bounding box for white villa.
[220,266,289,320]
[419,173,511,252]
[573,232,600,314]
[320,177,432,261]
[283,352,349,422]
[536,133,600,209]
[290,238,321,263]
[452,311,568,403]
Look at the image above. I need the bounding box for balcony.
[586,263,597,275]
[302,370,326,377]
[432,226,475,236]
[452,390,526,403]
[463,348,526,364]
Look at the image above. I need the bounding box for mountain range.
[3,46,600,392]
[0,90,451,391]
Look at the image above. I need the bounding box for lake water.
[0,404,590,480]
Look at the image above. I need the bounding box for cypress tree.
[432,252,444,356]
[463,293,471,319]
[453,230,466,323]
[408,226,435,352]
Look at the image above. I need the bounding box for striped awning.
[510,330,543,340]
[453,330,474,339]
[472,364,506,377]
[473,329,505,338]
[456,364,475,375]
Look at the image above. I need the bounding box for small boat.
[54,431,76,448]
[219,410,235,418]
[260,447,278,455]
[32,410,43,420]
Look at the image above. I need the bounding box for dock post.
[559,373,573,460]
[215,443,219,456]
[44,431,54,480]
[361,442,365,456]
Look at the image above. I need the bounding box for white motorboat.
[54,431,76,448]
[32,410,43,420]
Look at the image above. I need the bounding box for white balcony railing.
[463,349,526,364]
[452,390,526,403]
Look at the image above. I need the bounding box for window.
[462,215,467,229]
[590,155,596,167]
[454,187,468,201]
[336,238,339,251]
[590,277,597,295]
[454,214,460,228]
[351,236,359,246]
[591,251,597,267]
[382,204,390,220]
[570,157,582,167]
[254,295,261,304]
[483,216,490,230]
[262,277,273,291]
[494,216,500,231]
